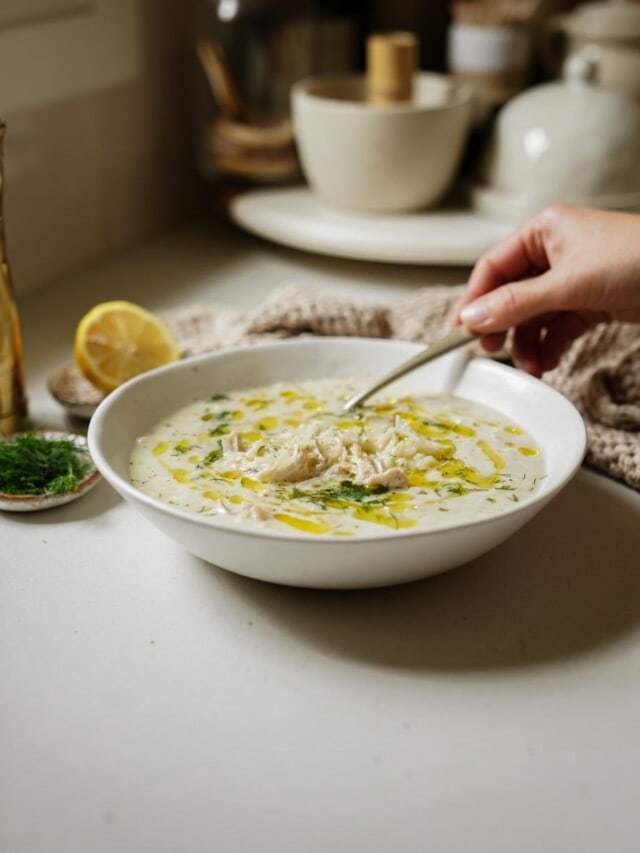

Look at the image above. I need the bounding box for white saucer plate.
[229,186,516,266]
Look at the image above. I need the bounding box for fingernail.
[460,300,492,329]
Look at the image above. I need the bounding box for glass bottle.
[0,120,28,436]
[195,0,315,184]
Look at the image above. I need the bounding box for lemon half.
[74,300,180,393]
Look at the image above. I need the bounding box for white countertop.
[2,218,640,853]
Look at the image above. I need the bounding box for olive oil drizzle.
[134,381,544,535]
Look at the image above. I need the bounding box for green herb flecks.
[422,418,449,431]
[173,440,193,455]
[207,425,230,437]
[202,409,233,423]
[289,479,390,510]
[0,433,93,496]
[203,440,224,465]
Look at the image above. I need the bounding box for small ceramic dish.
[0,431,100,512]
[88,338,586,589]
[47,363,105,421]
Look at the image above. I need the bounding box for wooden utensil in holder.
[367,31,418,105]
[196,38,298,182]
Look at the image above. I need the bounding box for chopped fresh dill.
[289,479,389,509]
[437,482,468,497]
[203,440,224,465]
[48,472,81,493]
[209,393,229,402]
[201,409,232,423]
[0,433,93,496]
[173,441,192,454]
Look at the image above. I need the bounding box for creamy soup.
[129,378,545,537]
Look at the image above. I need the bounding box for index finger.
[460,215,552,307]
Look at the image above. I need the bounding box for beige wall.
[3,0,584,295]
[1,0,201,295]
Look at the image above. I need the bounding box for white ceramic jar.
[541,0,640,99]
[472,54,640,220]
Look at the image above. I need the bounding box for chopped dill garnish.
[290,479,389,509]
[437,482,468,497]
[203,440,224,465]
[173,441,192,454]
[210,393,229,402]
[201,409,233,423]
[0,433,93,496]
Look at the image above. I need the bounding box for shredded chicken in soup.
[129,378,545,536]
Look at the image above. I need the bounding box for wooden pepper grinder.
[366,31,418,105]
[0,121,28,436]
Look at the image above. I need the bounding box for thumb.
[459,271,562,333]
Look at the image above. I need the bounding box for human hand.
[454,204,640,376]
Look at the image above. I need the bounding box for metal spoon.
[343,325,475,412]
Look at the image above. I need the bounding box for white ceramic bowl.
[88,338,586,589]
[291,73,476,213]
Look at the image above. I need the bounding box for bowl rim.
[88,338,587,545]
[291,71,476,115]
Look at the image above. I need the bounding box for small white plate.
[0,431,100,512]
[229,186,515,265]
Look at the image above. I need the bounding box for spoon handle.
[343,325,476,411]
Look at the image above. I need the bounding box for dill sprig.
[0,433,93,496]
[203,440,224,465]
[290,479,389,510]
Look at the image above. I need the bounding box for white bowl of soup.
[88,338,586,589]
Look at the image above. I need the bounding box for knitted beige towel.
[49,284,640,490]
[243,285,640,490]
